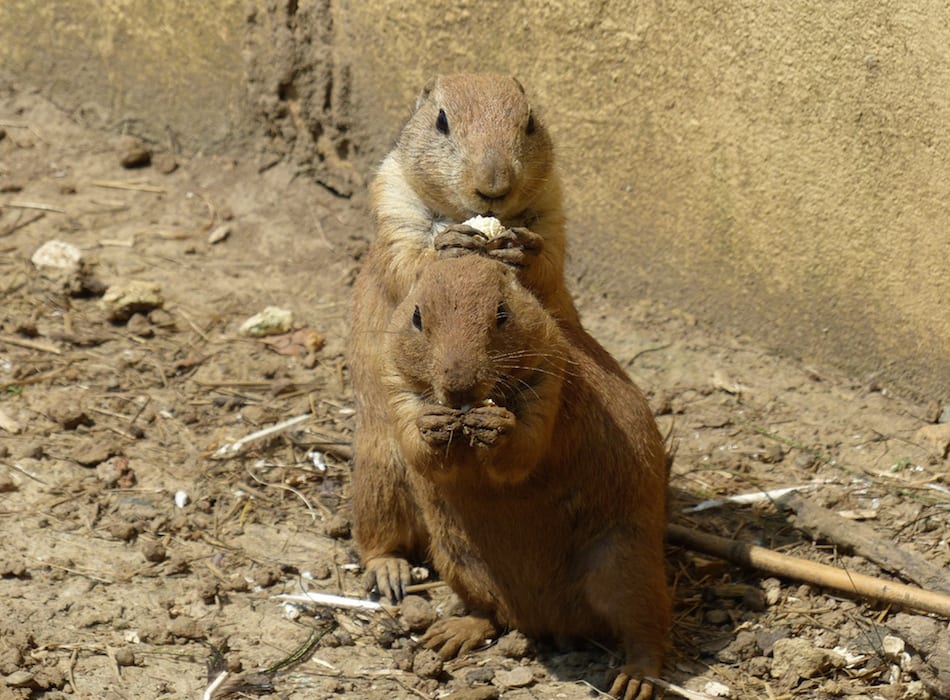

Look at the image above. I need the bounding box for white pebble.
[174,490,190,508]
[308,449,327,471]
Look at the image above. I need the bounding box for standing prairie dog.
[381,255,670,700]
[351,74,580,602]
[365,73,578,323]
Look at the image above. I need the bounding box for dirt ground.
[2,80,949,700]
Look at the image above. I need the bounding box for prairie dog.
[350,74,579,603]
[380,255,670,700]
[365,72,577,321]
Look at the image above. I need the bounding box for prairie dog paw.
[461,405,516,447]
[420,615,497,659]
[363,556,412,604]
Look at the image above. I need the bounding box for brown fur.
[350,74,579,602]
[380,256,671,700]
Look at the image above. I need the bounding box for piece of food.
[462,215,505,240]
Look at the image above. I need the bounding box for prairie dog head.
[397,74,555,223]
[385,256,564,414]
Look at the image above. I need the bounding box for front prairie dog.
[382,255,670,700]
[350,74,579,602]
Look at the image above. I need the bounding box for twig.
[246,460,320,520]
[202,671,229,700]
[779,492,950,595]
[67,648,84,700]
[2,201,65,213]
[682,483,826,513]
[90,179,166,194]
[647,677,720,700]
[667,523,950,618]
[0,334,62,354]
[0,211,45,237]
[212,413,311,458]
[274,591,394,613]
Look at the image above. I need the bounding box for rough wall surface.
[2,1,948,400]
[341,1,950,401]
[0,1,250,151]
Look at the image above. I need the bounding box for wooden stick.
[780,492,950,596]
[667,523,950,619]
[90,179,166,193]
[0,334,62,355]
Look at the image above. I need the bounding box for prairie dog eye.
[412,305,423,331]
[496,301,511,327]
[436,109,449,135]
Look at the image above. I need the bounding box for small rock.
[742,587,767,612]
[109,522,138,542]
[465,667,495,685]
[0,558,28,578]
[0,473,17,493]
[411,648,443,679]
[96,456,133,487]
[756,444,784,464]
[167,615,202,639]
[126,313,153,338]
[208,224,231,244]
[152,152,178,174]
[793,453,816,469]
[702,680,733,698]
[142,540,166,563]
[881,635,905,660]
[4,669,35,688]
[239,306,293,337]
[47,402,92,430]
[763,580,782,606]
[496,630,532,659]
[771,637,845,681]
[446,688,499,700]
[888,612,941,650]
[31,240,82,275]
[323,513,351,540]
[252,567,281,588]
[74,440,114,467]
[113,647,136,666]
[400,595,437,631]
[174,490,190,508]
[914,423,950,457]
[755,627,790,655]
[940,405,950,424]
[99,281,164,322]
[391,647,413,671]
[494,666,535,689]
[924,401,942,423]
[118,137,151,169]
[705,609,730,625]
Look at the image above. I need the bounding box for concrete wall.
[0,0,250,150]
[341,1,950,402]
[3,1,948,401]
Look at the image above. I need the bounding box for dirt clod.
[399,595,437,632]
[412,648,443,679]
[118,136,151,168]
[494,666,535,689]
[142,540,167,563]
[496,631,531,659]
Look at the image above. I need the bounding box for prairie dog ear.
[415,76,440,110]
[510,76,526,94]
